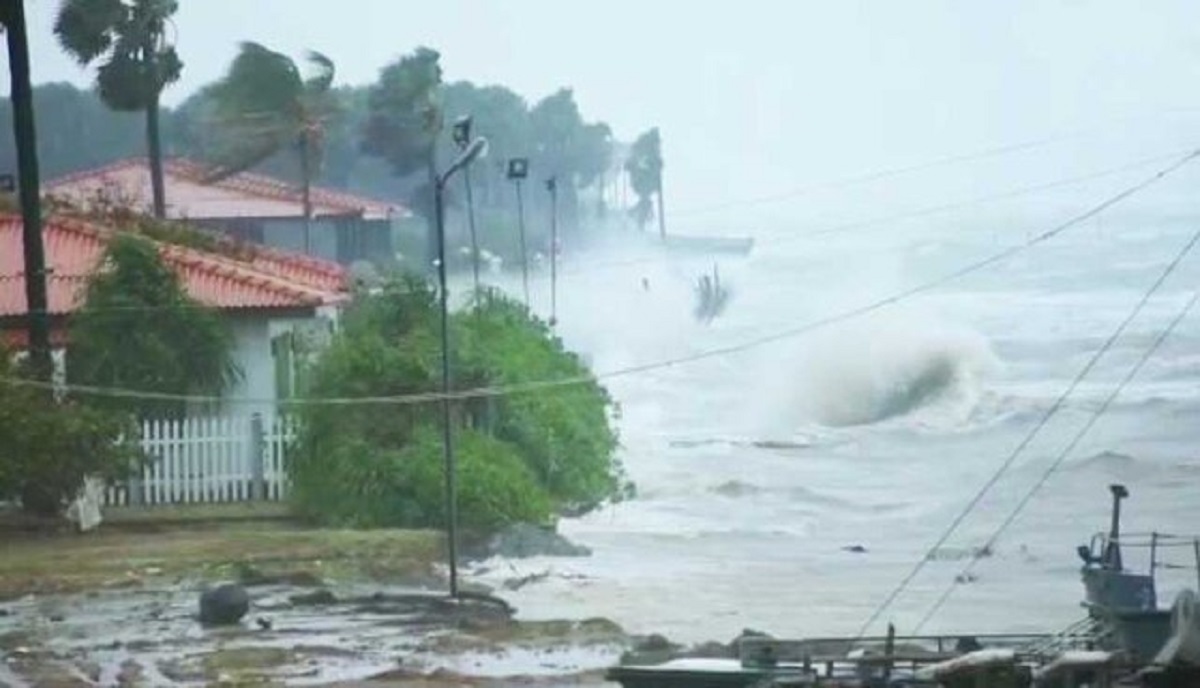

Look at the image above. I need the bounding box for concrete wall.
[226,316,275,417]
[224,310,339,416]
[262,218,339,263]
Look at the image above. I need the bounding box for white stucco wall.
[227,316,275,417]
[224,310,339,416]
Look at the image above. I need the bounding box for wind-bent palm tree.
[206,42,338,252]
[54,0,182,219]
[625,128,664,236]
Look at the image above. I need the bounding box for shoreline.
[0,511,633,686]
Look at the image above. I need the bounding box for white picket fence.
[104,413,296,507]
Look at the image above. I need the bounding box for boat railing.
[1023,615,1111,659]
[738,632,1053,680]
[1087,531,1200,583]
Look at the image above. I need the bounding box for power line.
[768,150,1187,245]
[2,150,1195,407]
[561,148,1189,279]
[671,135,1080,218]
[15,150,1186,315]
[853,222,1200,638]
[911,286,1200,634]
[669,108,1200,220]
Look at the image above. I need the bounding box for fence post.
[126,427,144,506]
[127,471,144,506]
[250,413,265,501]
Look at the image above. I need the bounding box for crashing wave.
[785,315,998,428]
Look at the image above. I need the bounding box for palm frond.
[212,41,304,119]
[54,0,124,65]
[203,132,291,182]
[96,52,154,111]
[304,50,336,94]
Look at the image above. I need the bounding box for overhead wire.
[911,285,1200,634]
[671,134,1081,218]
[853,219,1200,638]
[3,149,1196,407]
[558,148,1190,279]
[20,149,1190,314]
[669,108,1200,219]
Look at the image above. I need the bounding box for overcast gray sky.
[10,1,1200,225]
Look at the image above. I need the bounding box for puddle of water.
[0,582,626,685]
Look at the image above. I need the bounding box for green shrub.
[291,279,626,529]
[455,290,622,508]
[67,234,240,418]
[0,356,140,516]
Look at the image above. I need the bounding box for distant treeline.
[0,79,619,239]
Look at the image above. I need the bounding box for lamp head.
[452,115,472,149]
[506,157,529,180]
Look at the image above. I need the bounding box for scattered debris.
[235,562,324,588]
[198,583,249,626]
[503,570,552,591]
[289,589,337,607]
[928,545,995,562]
[842,545,869,554]
[483,523,592,559]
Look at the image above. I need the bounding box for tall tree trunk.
[146,91,167,219]
[656,181,666,238]
[6,0,52,380]
[299,134,313,255]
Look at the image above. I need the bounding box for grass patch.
[0,523,443,599]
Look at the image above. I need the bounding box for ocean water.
[464,154,1200,645]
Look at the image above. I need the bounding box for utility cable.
[16,149,1187,313]
[853,221,1200,638]
[563,148,1188,279]
[671,108,1200,219]
[672,135,1079,218]
[911,286,1200,634]
[2,150,1196,407]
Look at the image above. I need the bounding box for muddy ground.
[0,509,623,686]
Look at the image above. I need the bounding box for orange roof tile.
[0,215,348,318]
[45,157,409,222]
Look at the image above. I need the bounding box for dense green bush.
[291,278,627,529]
[0,355,139,516]
[455,290,623,506]
[67,233,241,418]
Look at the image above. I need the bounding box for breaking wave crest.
[774,313,998,428]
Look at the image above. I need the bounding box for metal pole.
[514,179,530,306]
[548,178,559,326]
[299,135,313,255]
[1194,538,1200,592]
[464,166,480,296]
[5,0,52,380]
[434,178,460,598]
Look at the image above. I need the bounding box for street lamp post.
[452,116,481,297]
[545,176,559,327]
[506,158,530,307]
[434,136,488,599]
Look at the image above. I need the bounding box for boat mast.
[1103,483,1129,571]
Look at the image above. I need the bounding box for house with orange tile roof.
[44,157,412,268]
[0,214,350,411]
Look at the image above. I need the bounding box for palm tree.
[205,42,337,253]
[625,128,664,235]
[361,47,444,267]
[54,0,182,219]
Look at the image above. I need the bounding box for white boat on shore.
[662,234,754,256]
